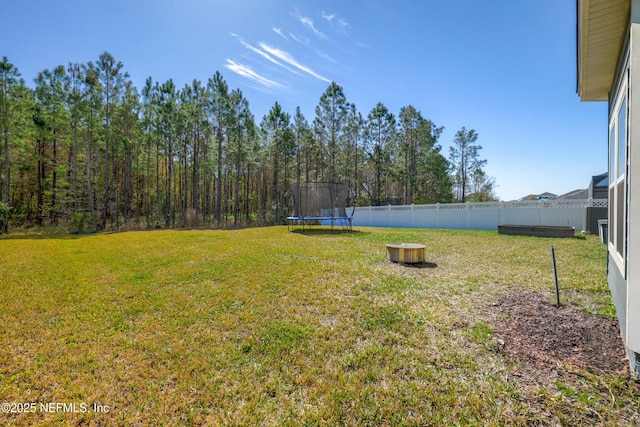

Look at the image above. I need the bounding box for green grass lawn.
[0,226,638,425]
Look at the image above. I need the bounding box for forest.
[0,52,494,232]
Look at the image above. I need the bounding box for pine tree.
[207,71,230,226]
[65,63,87,213]
[449,127,486,202]
[227,88,255,225]
[343,103,364,201]
[34,66,70,223]
[365,102,395,204]
[96,52,125,229]
[261,102,292,223]
[314,82,347,183]
[292,106,311,185]
[0,57,25,205]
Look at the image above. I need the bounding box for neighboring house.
[589,172,609,199]
[517,173,607,202]
[577,0,637,373]
[556,188,589,199]
[555,172,608,200]
[517,192,557,201]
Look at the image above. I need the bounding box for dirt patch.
[490,290,628,375]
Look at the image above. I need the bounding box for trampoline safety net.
[288,182,353,231]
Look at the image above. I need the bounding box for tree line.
[0,52,494,232]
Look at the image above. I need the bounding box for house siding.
[609,253,628,340]
[604,1,640,374]
[579,0,640,374]
[625,15,640,366]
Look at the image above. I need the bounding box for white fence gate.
[351,199,607,231]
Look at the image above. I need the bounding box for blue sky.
[4,0,607,201]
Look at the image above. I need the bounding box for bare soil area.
[490,290,628,375]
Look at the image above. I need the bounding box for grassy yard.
[0,226,638,425]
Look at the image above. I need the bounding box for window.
[618,99,626,180]
[609,78,628,273]
[617,98,627,259]
[609,125,615,254]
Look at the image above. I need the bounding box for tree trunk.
[37,138,44,225]
[86,111,95,216]
[51,132,57,223]
[215,127,222,225]
[2,77,9,205]
[101,98,110,230]
[192,127,200,226]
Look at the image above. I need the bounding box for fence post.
[410,204,415,228]
[500,201,504,226]
[540,199,544,225]
[466,202,470,229]
[436,203,440,228]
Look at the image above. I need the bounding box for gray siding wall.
[607,253,638,371]
[609,254,627,340]
[627,7,640,360]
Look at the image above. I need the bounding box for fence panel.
[468,203,502,230]
[352,199,607,231]
[436,203,468,229]
[411,205,439,228]
[499,202,536,226]
[390,205,413,228]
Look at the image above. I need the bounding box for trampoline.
[287,182,355,232]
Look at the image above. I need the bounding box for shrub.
[0,202,11,234]
[67,212,96,234]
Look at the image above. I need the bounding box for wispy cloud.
[321,11,367,49]
[259,43,331,83]
[322,11,351,33]
[231,33,300,76]
[272,27,287,40]
[299,15,328,40]
[316,51,336,63]
[289,32,310,47]
[229,28,331,85]
[223,59,285,90]
[321,12,335,22]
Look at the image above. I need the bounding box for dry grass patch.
[0,226,638,425]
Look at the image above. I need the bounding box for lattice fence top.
[362,199,607,210]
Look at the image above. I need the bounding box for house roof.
[591,171,608,188]
[577,0,630,101]
[557,188,589,199]
[518,192,557,201]
[594,176,608,187]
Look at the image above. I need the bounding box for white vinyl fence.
[352,199,607,231]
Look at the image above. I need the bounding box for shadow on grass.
[289,228,370,237]
[388,261,438,269]
[1,223,277,240]
[0,232,89,241]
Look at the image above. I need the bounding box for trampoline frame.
[287,182,355,232]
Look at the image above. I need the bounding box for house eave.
[577,0,630,101]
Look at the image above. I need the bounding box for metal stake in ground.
[551,245,560,307]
